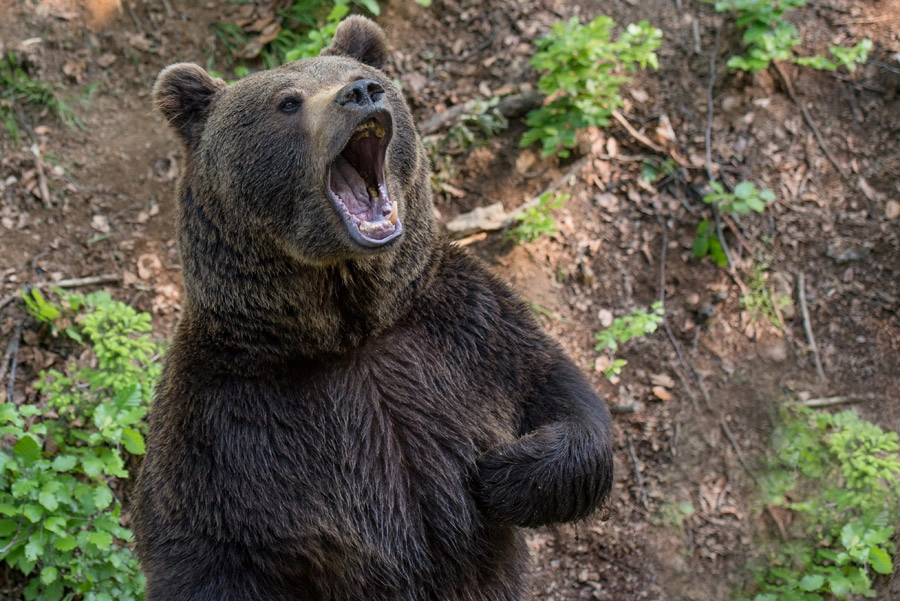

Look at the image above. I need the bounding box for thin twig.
[719,418,759,484]
[800,393,877,408]
[704,23,723,183]
[797,272,826,383]
[0,320,24,388]
[626,434,649,510]
[6,320,23,403]
[610,109,666,155]
[773,62,846,178]
[125,0,145,35]
[30,144,52,210]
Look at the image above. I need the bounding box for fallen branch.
[797,272,826,383]
[626,434,649,510]
[444,156,590,238]
[55,274,123,289]
[0,274,123,312]
[800,393,877,408]
[418,90,543,136]
[773,62,846,178]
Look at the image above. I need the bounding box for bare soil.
[1,0,899,599]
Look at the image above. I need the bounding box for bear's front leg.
[472,359,614,528]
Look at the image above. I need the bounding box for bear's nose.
[337,79,385,107]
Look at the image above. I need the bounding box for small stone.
[597,309,613,328]
[886,200,900,220]
[96,53,117,68]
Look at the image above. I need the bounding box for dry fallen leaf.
[651,386,672,402]
[137,253,162,280]
[650,373,675,389]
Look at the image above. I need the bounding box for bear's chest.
[203,338,516,583]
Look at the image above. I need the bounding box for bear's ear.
[153,63,225,149]
[320,16,389,70]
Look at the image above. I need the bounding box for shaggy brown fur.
[134,16,614,601]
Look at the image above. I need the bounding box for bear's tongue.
[329,155,396,240]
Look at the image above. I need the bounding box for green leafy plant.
[447,96,509,150]
[740,262,790,327]
[693,219,729,266]
[594,302,664,379]
[794,39,872,72]
[506,192,568,244]
[711,0,871,73]
[0,52,79,145]
[521,16,662,158]
[749,406,899,600]
[693,181,774,266]
[1,290,162,601]
[704,181,775,215]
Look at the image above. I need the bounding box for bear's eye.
[280,97,301,114]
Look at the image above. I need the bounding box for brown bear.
[134,16,613,601]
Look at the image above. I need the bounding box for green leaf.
[733,181,754,199]
[13,434,41,464]
[88,530,113,549]
[121,427,146,455]
[0,518,17,536]
[24,537,42,561]
[38,489,59,512]
[53,534,77,551]
[869,546,893,574]
[51,454,78,472]
[40,565,59,585]
[21,504,43,523]
[94,485,114,511]
[43,516,67,536]
[798,573,825,591]
[81,452,105,478]
[828,571,852,596]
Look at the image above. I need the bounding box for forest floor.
[1,0,899,599]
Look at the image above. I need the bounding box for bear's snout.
[336,79,385,109]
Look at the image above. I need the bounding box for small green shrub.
[794,39,872,72]
[1,290,161,601]
[447,96,509,150]
[693,181,774,266]
[704,181,775,215]
[594,301,664,379]
[506,191,568,244]
[521,16,662,159]
[748,406,899,600]
[711,0,871,73]
[0,52,79,145]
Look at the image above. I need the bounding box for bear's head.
[153,16,434,266]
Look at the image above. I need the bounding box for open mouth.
[326,111,402,248]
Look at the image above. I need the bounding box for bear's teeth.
[389,201,398,225]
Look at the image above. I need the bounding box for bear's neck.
[174,186,439,364]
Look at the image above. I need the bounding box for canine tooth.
[389,201,398,225]
[373,122,386,138]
